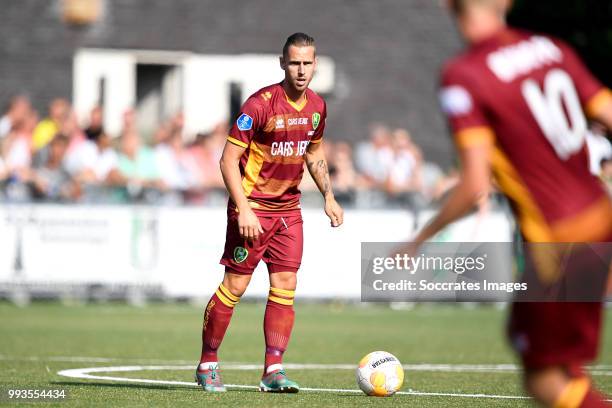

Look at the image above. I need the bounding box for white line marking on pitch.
[57,365,531,400]
[4,354,611,376]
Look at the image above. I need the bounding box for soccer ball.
[356,351,404,396]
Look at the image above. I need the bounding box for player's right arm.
[220,98,265,241]
[411,63,494,246]
[219,142,263,241]
[413,141,491,244]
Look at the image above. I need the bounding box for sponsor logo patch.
[439,86,473,116]
[271,140,310,156]
[233,246,249,263]
[275,117,285,129]
[237,113,253,131]
[287,117,308,126]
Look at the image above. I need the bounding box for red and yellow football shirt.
[439,28,612,242]
[227,82,327,215]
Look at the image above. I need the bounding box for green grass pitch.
[0,302,611,407]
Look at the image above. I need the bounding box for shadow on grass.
[51,381,367,397]
[51,381,262,393]
[51,381,186,391]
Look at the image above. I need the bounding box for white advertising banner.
[0,205,512,299]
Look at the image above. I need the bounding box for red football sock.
[199,283,240,367]
[263,287,295,374]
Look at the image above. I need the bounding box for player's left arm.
[590,97,612,131]
[304,141,344,227]
[558,39,612,130]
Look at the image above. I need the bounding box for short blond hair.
[448,0,511,15]
[283,33,316,58]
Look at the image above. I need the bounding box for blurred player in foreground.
[405,0,612,406]
[195,32,344,393]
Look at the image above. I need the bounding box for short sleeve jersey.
[439,28,612,242]
[227,82,327,215]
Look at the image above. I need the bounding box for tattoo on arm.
[307,159,331,197]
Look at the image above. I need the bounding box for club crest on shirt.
[233,246,249,263]
[237,113,253,131]
[312,112,321,130]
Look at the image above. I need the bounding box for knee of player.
[270,272,297,291]
[222,274,251,297]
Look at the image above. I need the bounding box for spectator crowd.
[0,96,227,205]
[1,95,611,208]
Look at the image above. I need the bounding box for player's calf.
[259,285,299,393]
[199,282,241,364]
[525,367,569,406]
[525,367,609,407]
[197,281,242,393]
[263,286,295,372]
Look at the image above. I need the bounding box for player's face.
[280,45,317,94]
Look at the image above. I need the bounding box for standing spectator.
[384,128,423,197]
[2,109,38,178]
[328,141,363,204]
[431,167,460,201]
[1,109,38,201]
[355,123,394,188]
[154,113,196,192]
[117,128,165,193]
[122,109,137,137]
[84,106,104,140]
[65,128,120,186]
[152,121,171,147]
[32,98,69,151]
[0,95,31,139]
[420,161,445,201]
[32,109,85,169]
[0,154,8,201]
[0,155,7,184]
[185,132,225,190]
[209,122,229,163]
[31,135,79,201]
[63,110,87,154]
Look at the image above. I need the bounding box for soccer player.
[405,0,612,406]
[195,32,344,393]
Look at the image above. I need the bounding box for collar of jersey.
[283,88,308,112]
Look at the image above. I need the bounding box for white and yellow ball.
[356,351,404,396]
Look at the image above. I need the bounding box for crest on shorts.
[312,112,321,130]
[233,246,249,263]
